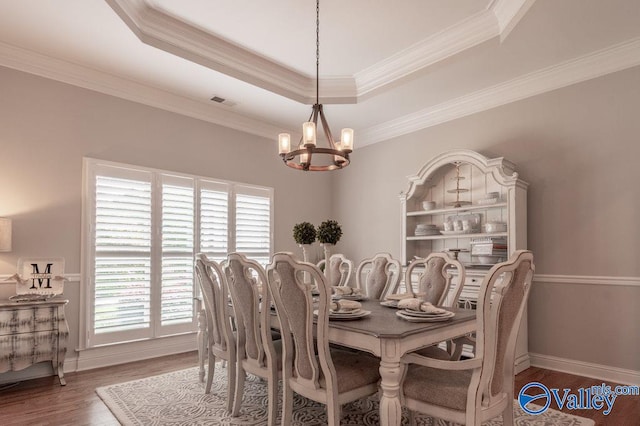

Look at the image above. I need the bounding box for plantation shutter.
[235,185,272,266]
[199,180,229,263]
[160,175,195,331]
[92,166,153,344]
[83,159,273,349]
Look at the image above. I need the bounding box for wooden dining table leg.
[378,341,405,426]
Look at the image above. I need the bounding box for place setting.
[395,298,455,322]
[331,285,367,301]
[379,292,414,308]
[315,299,371,320]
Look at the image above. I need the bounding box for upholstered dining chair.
[404,252,466,305]
[194,253,237,412]
[355,252,402,300]
[266,252,381,426]
[399,250,535,426]
[405,252,467,360]
[224,252,281,426]
[317,253,354,287]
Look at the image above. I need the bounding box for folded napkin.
[384,293,414,301]
[329,299,362,313]
[397,298,448,314]
[331,286,363,296]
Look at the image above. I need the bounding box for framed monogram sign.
[13,257,65,299]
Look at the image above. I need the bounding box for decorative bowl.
[483,222,507,233]
[422,201,436,210]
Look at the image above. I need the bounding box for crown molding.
[359,37,640,147]
[493,0,537,42]
[0,41,282,140]
[355,9,499,99]
[2,31,638,150]
[106,0,320,104]
[107,0,531,104]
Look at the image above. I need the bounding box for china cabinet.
[399,149,530,372]
[0,298,69,385]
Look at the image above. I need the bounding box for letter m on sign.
[30,263,53,289]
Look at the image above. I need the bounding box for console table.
[0,298,69,385]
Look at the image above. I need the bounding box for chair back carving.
[317,253,354,287]
[224,253,274,368]
[475,250,534,407]
[266,253,335,391]
[356,252,401,299]
[405,252,466,306]
[195,253,235,354]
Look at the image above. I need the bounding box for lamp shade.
[0,218,11,252]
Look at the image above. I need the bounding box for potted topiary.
[317,220,342,272]
[293,222,316,262]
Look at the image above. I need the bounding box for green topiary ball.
[317,220,342,245]
[293,222,316,245]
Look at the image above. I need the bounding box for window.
[82,159,273,347]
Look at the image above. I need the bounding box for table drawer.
[0,306,58,336]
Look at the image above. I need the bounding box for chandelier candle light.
[278,0,353,171]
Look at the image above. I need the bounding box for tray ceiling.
[0,0,639,147]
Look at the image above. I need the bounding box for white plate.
[399,309,454,318]
[315,309,371,320]
[396,311,455,322]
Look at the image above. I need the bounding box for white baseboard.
[515,353,531,374]
[0,335,196,385]
[75,333,198,371]
[529,352,640,386]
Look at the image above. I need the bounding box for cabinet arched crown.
[399,149,528,266]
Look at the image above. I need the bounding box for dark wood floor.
[0,352,637,425]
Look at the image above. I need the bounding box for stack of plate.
[315,309,371,320]
[415,223,440,236]
[396,309,455,322]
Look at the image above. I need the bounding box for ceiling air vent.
[210,95,236,107]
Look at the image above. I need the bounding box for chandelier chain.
[315,0,320,106]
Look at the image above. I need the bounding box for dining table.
[196,297,477,426]
[326,300,476,426]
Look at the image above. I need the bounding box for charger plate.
[396,310,454,322]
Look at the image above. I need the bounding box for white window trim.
[80,158,274,350]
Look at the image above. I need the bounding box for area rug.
[96,367,594,426]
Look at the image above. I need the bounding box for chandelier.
[278,0,353,171]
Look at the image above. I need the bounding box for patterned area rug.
[96,366,594,425]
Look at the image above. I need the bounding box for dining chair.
[194,253,237,412]
[224,252,281,426]
[355,252,402,300]
[405,252,466,360]
[266,252,381,426]
[404,252,465,305]
[399,250,535,426]
[317,253,354,287]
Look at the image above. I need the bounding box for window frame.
[80,158,274,349]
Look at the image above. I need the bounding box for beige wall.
[1,63,638,377]
[333,66,640,372]
[0,66,332,359]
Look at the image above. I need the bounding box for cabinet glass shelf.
[407,231,508,241]
[406,202,507,217]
